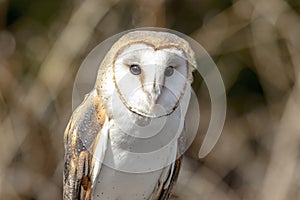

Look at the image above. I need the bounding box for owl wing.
[154,156,182,200]
[63,90,108,200]
[151,134,185,200]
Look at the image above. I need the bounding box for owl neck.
[108,108,183,157]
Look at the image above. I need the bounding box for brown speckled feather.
[155,157,182,200]
[149,134,185,200]
[63,90,107,200]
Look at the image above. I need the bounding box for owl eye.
[164,66,174,77]
[130,64,141,75]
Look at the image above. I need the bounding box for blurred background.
[1,0,300,199]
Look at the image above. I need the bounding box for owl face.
[112,43,190,117]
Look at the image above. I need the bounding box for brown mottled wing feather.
[155,156,182,200]
[63,90,107,200]
[152,134,185,200]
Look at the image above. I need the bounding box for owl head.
[96,31,196,118]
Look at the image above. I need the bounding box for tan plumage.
[63,92,107,199]
[63,30,196,200]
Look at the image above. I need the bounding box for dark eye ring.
[165,66,174,77]
[130,64,141,75]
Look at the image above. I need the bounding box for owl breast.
[93,166,163,200]
[92,94,185,199]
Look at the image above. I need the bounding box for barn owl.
[63,30,196,200]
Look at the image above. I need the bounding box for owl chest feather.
[92,106,181,200]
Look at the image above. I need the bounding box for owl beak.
[151,79,162,104]
[151,92,159,103]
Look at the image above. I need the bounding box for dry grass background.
[0,0,300,199]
